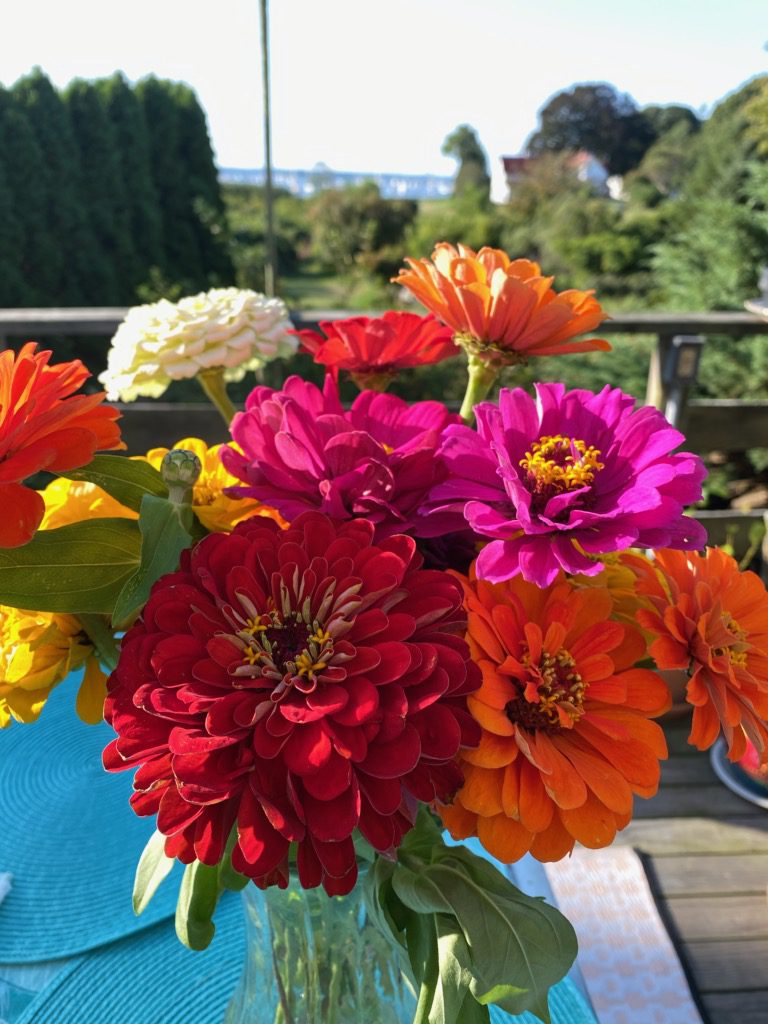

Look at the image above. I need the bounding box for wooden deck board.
[635,716,768,1023]
[650,853,768,896]
[701,991,768,1024]
[683,939,768,991]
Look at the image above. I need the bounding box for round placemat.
[0,672,180,961]
[15,891,244,1024]
[15,887,594,1024]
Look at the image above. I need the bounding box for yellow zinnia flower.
[142,437,285,533]
[571,549,656,634]
[39,439,282,535]
[0,607,107,728]
[41,477,135,529]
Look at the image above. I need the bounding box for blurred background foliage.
[3,70,768,411]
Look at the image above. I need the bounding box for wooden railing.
[2,306,767,441]
[2,306,767,554]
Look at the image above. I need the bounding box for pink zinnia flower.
[103,513,480,896]
[221,375,461,539]
[423,383,707,587]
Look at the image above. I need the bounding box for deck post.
[645,332,674,410]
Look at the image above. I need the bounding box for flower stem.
[78,613,120,672]
[459,354,501,424]
[196,367,238,426]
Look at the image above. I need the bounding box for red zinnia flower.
[0,342,124,547]
[296,311,458,389]
[104,512,480,895]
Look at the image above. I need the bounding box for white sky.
[1,0,767,201]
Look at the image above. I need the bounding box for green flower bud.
[161,449,201,504]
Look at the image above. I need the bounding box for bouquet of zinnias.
[4,252,768,1024]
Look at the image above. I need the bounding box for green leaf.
[393,850,575,1023]
[175,860,220,951]
[373,811,577,1024]
[0,518,141,613]
[58,453,168,513]
[405,906,440,1024]
[112,495,193,629]
[133,829,174,915]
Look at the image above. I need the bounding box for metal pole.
[259,0,277,297]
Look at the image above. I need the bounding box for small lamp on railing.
[744,265,768,318]
[662,334,705,427]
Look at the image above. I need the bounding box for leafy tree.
[95,73,164,280]
[624,119,699,202]
[652,77,768,311]
[442,124,491,201]
[309,182,417,281]
[527,83,655,175]
[0,87,59,304]
[641,104,700,138]
[65,79,137,303]
[742,76,768,157]
[653,168,768,310]
[405,188,505,260]
[223,184,309,291]
[682,77,765,198]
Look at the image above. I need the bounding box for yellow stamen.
[295,652,328,677]
[519,435,604,493]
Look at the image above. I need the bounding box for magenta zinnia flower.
[221,374,461,539]
[103,512,480,896]
[424,382,707,587]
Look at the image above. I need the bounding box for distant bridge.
[219,166,454,201]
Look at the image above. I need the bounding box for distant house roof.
[501,156,536,176]
[501,151,608,174]
[500,151,610,195]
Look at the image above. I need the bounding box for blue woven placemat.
[0,674,180,961]
[13,886,595,1024]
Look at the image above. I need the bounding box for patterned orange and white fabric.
[543,847,702,1024]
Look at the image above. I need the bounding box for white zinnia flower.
[99,287,296,401]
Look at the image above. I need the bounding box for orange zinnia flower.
[439,571,669,863]
[0,342,124,547]
[635,547,768,762]
[393,243,610,364]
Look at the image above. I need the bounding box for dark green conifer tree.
[12,68,112,304]
[95,73,164,283]
[135,75,205,290]
[0,87,59,305]
[137,76,233,292]
[0,154,33,305]
[64,79,137,303]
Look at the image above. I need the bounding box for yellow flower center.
[506,647,586,733]
[237,608,336,696]
[193,482,217,506]
[519,435,604,495]
[714,614,749,668]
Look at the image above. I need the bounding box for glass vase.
[224,865,416,1024]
